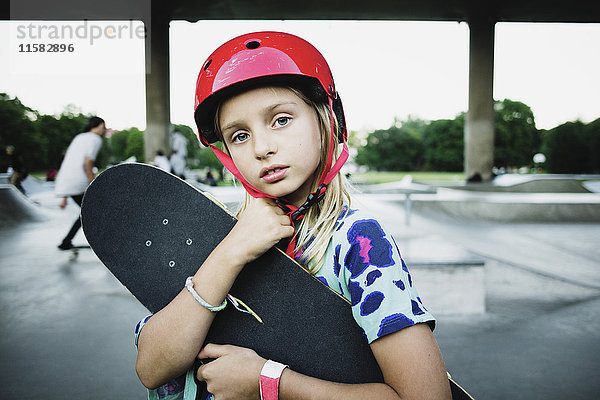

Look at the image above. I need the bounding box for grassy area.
[29,171,48,180]
[348,171,464,185]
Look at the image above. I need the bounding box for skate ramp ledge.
[371,189,600,222]
[0,184,47,227]
[409,189,600,222]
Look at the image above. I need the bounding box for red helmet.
[192,32,349,250]
[194,31,346,144]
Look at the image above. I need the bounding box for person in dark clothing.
[5,145,28,194]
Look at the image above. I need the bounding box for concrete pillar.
[144,2,171,163]
[465,20,496,182]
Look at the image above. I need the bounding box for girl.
[135,31,452,400]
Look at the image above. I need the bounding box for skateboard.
[80,163,473,399]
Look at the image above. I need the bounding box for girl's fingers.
[279,214,292,226]
[282,225,295,238]
[197,343,230,360]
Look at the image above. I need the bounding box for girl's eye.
[274,116,290,128]
[232,132,249,143]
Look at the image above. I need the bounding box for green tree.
[583,118,600,173]
[107,129,130,162]
[36,112,89,170]
[1,95,95,172]
[542,121,588,173]
[398,115,427,140]
[104,127,146,164]
[422,114,464,172]
[356,124,423,171]
[0,93,40,171]
[124,128,145,162]
[494,99,540,168]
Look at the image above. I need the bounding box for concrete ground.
[1,176,599,399]
[356,194,600,400]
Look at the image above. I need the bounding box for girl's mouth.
[260,166,289,183]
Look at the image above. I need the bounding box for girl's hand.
[196,344,266,400]
[223,197,294,266]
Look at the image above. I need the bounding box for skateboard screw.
[163,219,169,225]
[186,238,193,245]
[169,260,175,268]
[146,240,152,247]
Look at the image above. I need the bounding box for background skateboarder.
[55,116,106,250]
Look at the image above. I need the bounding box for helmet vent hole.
[203,59,212,71]
[245,40,261,49]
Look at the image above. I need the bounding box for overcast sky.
[1,20,599,133]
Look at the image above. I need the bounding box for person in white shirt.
[55,116,106,250]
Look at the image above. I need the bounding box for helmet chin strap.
[209,96,349,257]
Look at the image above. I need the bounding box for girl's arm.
[135,198,294,389]
[197,323,451,400]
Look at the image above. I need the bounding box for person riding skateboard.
[55,116,106,250]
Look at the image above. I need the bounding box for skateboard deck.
[81,163,473,399]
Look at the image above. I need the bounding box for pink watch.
[259,360,288,400]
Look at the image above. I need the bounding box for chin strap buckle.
[289,184,328,222]
[274,184,328,223]
[274,184,328,258]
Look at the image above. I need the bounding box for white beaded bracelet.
[185,276,227,312]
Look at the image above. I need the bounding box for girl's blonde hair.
[215,86,353,274]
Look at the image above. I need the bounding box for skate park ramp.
[440,174,600,193]
[0,183,48,226]
[410,175,600,222]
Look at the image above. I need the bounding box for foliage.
[0,94,92,172]
[494,99,540,168]
[37,112,89,169]
[355,124,424,171]
[97,126,146,164]
[350,171,463,184]
[541,118,600,173]
[422,114,464,172]
[357,99,547,172]
[0,94,37,171]
[124,128,145,163]
[3,93,598,176]
[585,118,600,173]
[107,129,130,162]
[396,115,427,139]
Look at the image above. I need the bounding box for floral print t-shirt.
[311,206,435,343]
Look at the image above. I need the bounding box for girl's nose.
[253,131,277,159]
